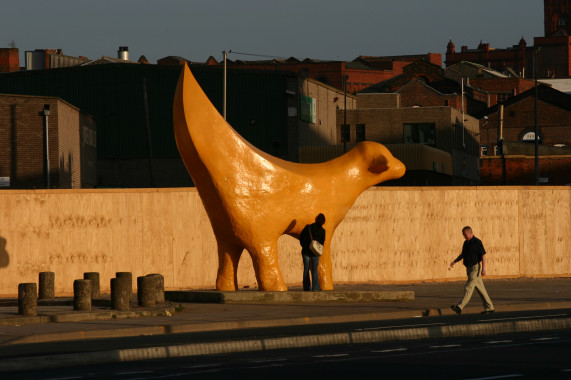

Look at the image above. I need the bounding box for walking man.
[450,226,495,315]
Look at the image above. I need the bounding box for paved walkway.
[0,278,570,372]
[1,278,569,346]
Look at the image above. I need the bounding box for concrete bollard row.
[19,271,165,314]
[18,283,38,316]
[38,271,55,300]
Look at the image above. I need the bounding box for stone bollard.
[146,274,165,304]
[38,271,55,300]
[115,272,132,297]
[83,272,100,299]
[73,279,92,311]
[111,276,131,311]
[18,283,38,316]
[137,276,156,308]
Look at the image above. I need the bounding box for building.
[478,85,571,185]
[296,77,357,147]
[446,1,571,79]
[338,101,480,186]
[202,53,441,93]
[544,0,571,36]
[0,94,97,189]
[443,61,537,112]
[445,38,529,77]
[293,59,480,185]
[0,48,20,72]
[1,64,352,187]
[25,49,89,70]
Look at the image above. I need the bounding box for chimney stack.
[118,46,129,61]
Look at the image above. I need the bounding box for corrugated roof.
[444,61,507,82]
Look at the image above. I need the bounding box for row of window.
[340,123,436,145]
[340,124,366,143]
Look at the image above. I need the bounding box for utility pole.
[223,50,228,120]
[534,48,540,185]
[343,75,348,153]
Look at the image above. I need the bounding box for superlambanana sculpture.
[173,64,405,291]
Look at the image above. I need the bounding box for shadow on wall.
[0,236,9,268]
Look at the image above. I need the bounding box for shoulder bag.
[308,226,323,256]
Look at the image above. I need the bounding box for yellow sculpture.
[173,64,405,291]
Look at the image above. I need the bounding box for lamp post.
[343,75,348,153]
[223,50,229,120]
[534,47,540,186]
[43,104,51,189]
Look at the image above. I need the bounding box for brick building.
[202,53,441,93]
[478,85,571,185]
[0,48,20,72]
[443,61,537,112]
[478,85,571,151]
[445,38,529,77]
[336,103,480,185]
[544,0,571,36]
[446,1,571,78]
[0,94,97,189]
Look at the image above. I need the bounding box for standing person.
[299,213,326,291]
[449,226,495,315]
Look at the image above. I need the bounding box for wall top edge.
[0,186,568,195]
[0,187,199,194]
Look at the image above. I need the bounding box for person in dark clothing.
[449,226,494,314]
[299,213,326,291]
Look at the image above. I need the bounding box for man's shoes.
[451,305,462,314]
[481,309,495,314]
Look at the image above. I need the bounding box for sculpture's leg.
[216,243,243,291]
[319,239,334,291]
[247,241,288,291]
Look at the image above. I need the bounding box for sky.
[2,0,544,66]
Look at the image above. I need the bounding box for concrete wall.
[0,187,569,296]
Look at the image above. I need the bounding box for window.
[403,123,435,145]
[521,131,542,143]
[341,124,350,143]
[497,92,513,103]
[356,124,366,142]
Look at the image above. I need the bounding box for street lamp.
[223,50,231,120]
[343,75,348,153]
[534,47,541,185]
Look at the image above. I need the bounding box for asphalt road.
[6,331,571,379]
[0,308,569,360]
[1,309,570,379]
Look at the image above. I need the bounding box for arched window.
[521,131,542,143]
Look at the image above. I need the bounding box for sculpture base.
[165,290,414,304]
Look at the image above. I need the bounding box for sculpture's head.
[357,141,406,186]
